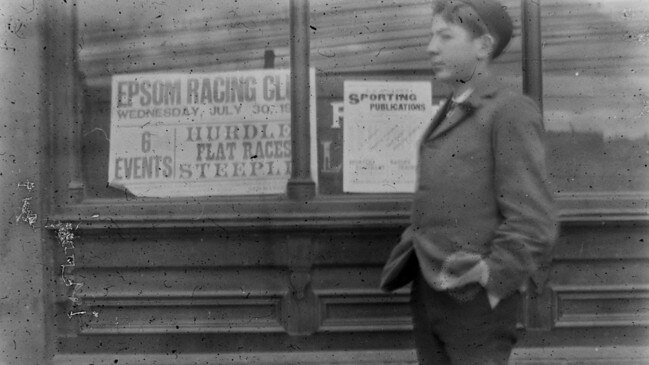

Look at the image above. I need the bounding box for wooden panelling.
[317,289,412,332]
[52,346,649,364]
[60,266,289,336]
[58,226,413,339]
[53,350,419,365]
[78,293,284,334]
[544,220,649,331]
[553,225,649,261]
[552,285,649,328]
[549,260,649,292]
[74,229,290,268]
[313,234,400,266]
[511,346,649,365]
[75,268,287,297]
[50,220,649,360]
[318,288,524,333]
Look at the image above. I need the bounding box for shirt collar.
[452,88,474,104]
[459,74,503,109]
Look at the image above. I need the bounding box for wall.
[0,0,48,364]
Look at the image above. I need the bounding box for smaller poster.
[343,81,434,193]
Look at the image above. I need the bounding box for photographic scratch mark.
[196,203,206,220]
[230,22,250,29]
[192,285,200,298]
[317,49,335,58]
[68,311,86,318]
[640,95,649,117]
[84,127,110,141]
[635,32,649,45]
[20,0,35,13]
[9,21,27,39]
[16,197,37,228]
[108,218,127,240]
[2,41,17,53]
[209,220,230,238]
[17,180,35,192]
[49,222,99,319]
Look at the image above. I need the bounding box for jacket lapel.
[425,75,503,141]
[422,96,453,142]
[427,103,472,140]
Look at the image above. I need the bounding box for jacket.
[380,75,558,299]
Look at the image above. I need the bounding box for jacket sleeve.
[483,95,559,299]
[380,225,417,292]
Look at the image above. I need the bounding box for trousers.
[410,270,521,365]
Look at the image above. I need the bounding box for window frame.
[44,0,649,230]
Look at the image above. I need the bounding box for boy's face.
[427,15,484,84]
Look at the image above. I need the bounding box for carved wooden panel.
[553,285,649,328]
[79,293,284,334]
[318,289,412,332]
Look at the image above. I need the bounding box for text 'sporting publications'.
[108,69,316,197]
[343,81,434,193]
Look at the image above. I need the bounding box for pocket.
[446,283,482,303]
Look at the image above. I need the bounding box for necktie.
[445,100,458,119]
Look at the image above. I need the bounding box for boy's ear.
[476,34,496,60]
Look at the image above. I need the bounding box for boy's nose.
[427,38,439,55]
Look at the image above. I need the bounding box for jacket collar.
[461,73,502,109]
[424,74,503,141]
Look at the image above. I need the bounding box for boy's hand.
[436,252,489,290]
[436,252,502,308]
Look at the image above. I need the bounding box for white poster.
[343,81,434,193]
[108,69,317,197]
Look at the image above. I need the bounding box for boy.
[380,0,558,364]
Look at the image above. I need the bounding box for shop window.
[72,0,647,208]
[310,0,524,194]
[542,0,649,194]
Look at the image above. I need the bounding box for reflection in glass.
[77,0,649,198]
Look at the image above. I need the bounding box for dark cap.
[455,0,514,58]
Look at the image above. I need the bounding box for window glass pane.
[78,0,647,200]
[543,0,649,193]
[78,0,292,198]
[311,0,524,194]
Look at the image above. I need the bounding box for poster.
[108,69,317,197]
[343,81,434,193]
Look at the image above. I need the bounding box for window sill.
[45,191,649,231]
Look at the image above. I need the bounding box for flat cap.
[456,0,514,58]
